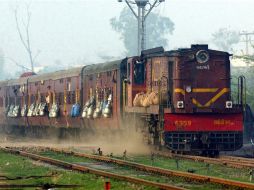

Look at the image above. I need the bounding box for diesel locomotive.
[0,44,244,154]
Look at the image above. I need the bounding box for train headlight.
[186,86,192,93]
[177,101,184,109]
[226,101,233,108]
[196,50,209,64]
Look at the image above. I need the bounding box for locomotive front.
[164,45,243,154]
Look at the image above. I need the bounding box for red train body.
[0,44,244,154]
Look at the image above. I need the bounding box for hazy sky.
[0,0,253,75]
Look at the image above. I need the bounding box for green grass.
[36,151,227,190]
[1,148,249,190]
[0,150,157,190]
[121,155,252,183]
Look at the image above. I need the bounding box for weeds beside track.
[0,147,185,190]
[8,146,254,190]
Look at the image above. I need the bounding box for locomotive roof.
[28,66,84,82]
[83,59,123,75]
[166,48,230,56]
[142,45,230,58]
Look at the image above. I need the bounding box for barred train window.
[59,92,64,105]
[107,71,112,77]
[0,97,3,107]
[41,95,46,103]
[71,91,75,104]
[31,95,35,103]
[16,97,21,105]
[55,93,60,105]
[67,92,71,104]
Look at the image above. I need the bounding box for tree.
[231,66,254,111]
[234,55,254,66]
[14,4,39,73]
[110,7,174,56]
[212,28,240,52]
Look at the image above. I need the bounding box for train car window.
[55,93,59,105]
[16,97,21,105]
[67,82,71,92]
[127,62,130,79]
[14,97,17,105]
[5,97,8,108]
[0,97,3,107]
[67,78,71,82]
[107,71,112,77]
[134,62,145,84]
[58,92,64,105]
[71,91,75,104]
[31,95,35,103]
[67,92,71,104]
[41,95,46,103]
[60,79,64,84]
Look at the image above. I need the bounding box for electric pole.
[118,0,165,55]
[239,31,254,55]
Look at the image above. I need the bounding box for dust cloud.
[0,124,151,156]
[80,128,151,155]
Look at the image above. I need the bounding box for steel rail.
[0,147,185,190]
[44,147,254,190]
[220,155,254,164]
[156,151,254,169]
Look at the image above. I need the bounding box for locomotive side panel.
[146,56,169,93]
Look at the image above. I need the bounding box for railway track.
[9,146,254,190]
[0,147,185,190]
[155,151,254,169]
[220,155,254,166]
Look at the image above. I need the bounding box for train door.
[126,57,146,107]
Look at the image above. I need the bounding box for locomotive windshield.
[133,61,145,84]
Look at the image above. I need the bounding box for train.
[0,44,245,155]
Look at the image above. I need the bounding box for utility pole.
[239,31,254,55]
[118,0,165,55]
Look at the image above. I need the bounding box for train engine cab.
[124,44,243,155]
[164,45,243,154]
